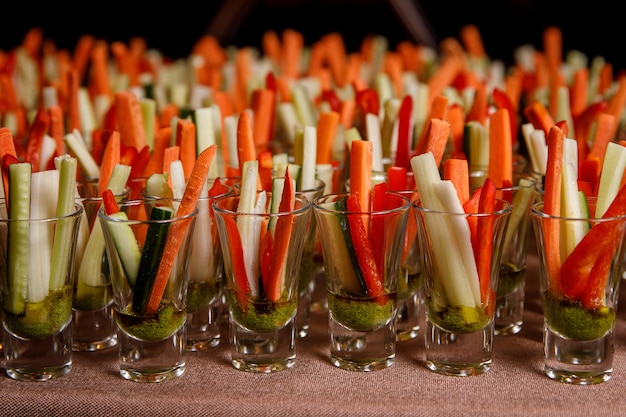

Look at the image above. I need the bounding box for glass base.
[120,364,186,383]
[543,325,613,385]
[424,318,493,376]
[72,305,117,352]
[230,316,296,373]
[395,293,421,342]
[186,303,221,352]
[494,277,525,336]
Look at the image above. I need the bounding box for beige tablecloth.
[3,240,626,417]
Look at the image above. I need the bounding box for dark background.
[1,1,625,72]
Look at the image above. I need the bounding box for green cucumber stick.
[77,164,131,288]
[5,162,31,315]
[49,155,78,290]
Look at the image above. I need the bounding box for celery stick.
[277,102,300,146]
[237,160,262,296]
[224,115,239,172]
[189,196,213,284]
[595,141,626,218]
[29,170,59,302]
[102,211,141,288]
[381,98,401,160]
[169,159,185,211]
[49,155,78,290]
[292,83,316,127]
[195,106,219,179]
[298,125,317,191]
[502,177,536,252]
[140,98,156,150]
[316,163,334,194]
[560,138,587,259]
[78,87,97,148]
[411,153,478,309]
[365,113,384,172]
[64,129,100,179]
[5,162,31,315]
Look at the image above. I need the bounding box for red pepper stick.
[394,94,413,169]
[476,178,496,307]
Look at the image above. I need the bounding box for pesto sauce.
[2,286,72,339]
[227,291,296,333]
[73,283,113,311]
[116,303,185,341]
[187,280,219,313]
[427,302,489,333]
[543,290,615,340]
[328,292,396,332]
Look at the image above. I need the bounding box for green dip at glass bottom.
[427,302,489,334]
[227,291,296,333]
[2,286,72,339]
[187,280,219,313]
[543,290,615,341]
[328,292,396,332]
[116,303,185,342]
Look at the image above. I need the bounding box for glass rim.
[97,198,199,224]
[312,191,412,215]
[413,198,512,217]
[0,202,84,223]
[212,193,312,217]
[530,200,626,222]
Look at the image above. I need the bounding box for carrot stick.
[250,88,275,152]
[66,69,81,133]
[446,103,465,158]
[88,40,111,99]
[598,62,613,96]
[316,111,340,164]
[523,100,556,136]
[176,119,196,179]
[98,130,121,197]
[460,24,486,59]
[72,34,95,84]
[466,83,488,125]
[24,108,50,172]
[48,105,65,158]
[586,112,616,176]
[237,111,256,174]
[115,91,147,151]
[143,126,171,177]
[145,145,218,314]
[570,68,589,119]
[605,75,626,140]
[281,29,304,79]
[394,94,413,169]
[427,55,462,107]
[443,158,470,205]
[487,108,513,189]
[0,127,17,201]
[543,126,565,293]
[415,95,449,155]
[350,140,373,234]
[163,145,180,189]
[158,103,179,128]
[420,118,451,168]
[262,30,282,65]
[340,98,356,129]
[543,26,562,72]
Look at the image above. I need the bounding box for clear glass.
[415,199,511,376]
[214,192,311,372]
[494,174,537,335]
[531,199,626,384]
[1,203,84,381]
[99,199,198,382]
[313,192,410,371]
[71,184,130,352]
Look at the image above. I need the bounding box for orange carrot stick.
[570,68,589,119]
[446,103,466,158]
[250,88,275,152]
[427,55,462,107]
[460,24,486,59]
[237,111,257,174]
[143,126,171,177]
[465,83,488,125]
[415,95,449,155]
[586,112,616,176]
[88,40,111,99]
[48,105,65,158]
[443,158,470,205]
[66,69,81,133]
[605,75,626,140]
[176,119,196,179]
[115,91,147,151]
[543,126,565,293]
[0,127,17,201]
[24,108,50,172]
[145,145,218,314]
[163,145,180,187]
[487,108,513,189]
[523,100,556,136]
[543,26,562,72]
[316,111,340,164]
[420,118,451,168]
[281,29,304,79]
[72,34,95,84]
[98,130,121,196]
[350,140,373,226]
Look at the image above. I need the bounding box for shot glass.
[494,175,537,335]
[213,192,311,372]
[99,199,198,382]
[71,185,129,352]
[294,178,325,339]
[530,199,626,384]
[1,202,84,381]
[185,178,233,351]
[313,191,410,371]
[415,198,511,376]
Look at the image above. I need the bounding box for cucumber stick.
[133,206,173,314]
[333,197,368,294]
[596,141,626,218]
[560,138,587,259]
[104,211,141,288]
[5,162,31,315]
